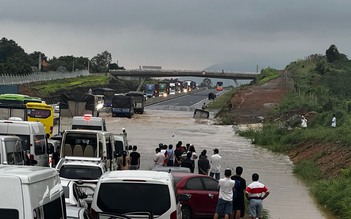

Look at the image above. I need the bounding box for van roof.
[72,116,104,121]
[0,165,58,184]
[64,129,112,135]
[101,170,172,183]
[0,120,42,125]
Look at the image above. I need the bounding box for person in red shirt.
[245,173,270,219]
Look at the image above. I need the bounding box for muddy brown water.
[98,109,335,219]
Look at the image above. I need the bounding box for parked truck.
[59,93,99,134]
[111,95,134,118]
[126,91,145,114]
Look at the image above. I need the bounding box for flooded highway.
[102,108,334,219]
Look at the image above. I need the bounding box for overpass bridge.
[109,69,258,81]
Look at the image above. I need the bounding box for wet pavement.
[102,108,333,219]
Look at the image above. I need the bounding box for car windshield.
[59,165,102,180]
[97,183,170,215]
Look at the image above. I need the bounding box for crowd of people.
[117,141,270,219]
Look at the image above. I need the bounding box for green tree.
[90,51,112,73]
[0,37,32,75]
[199,78,212,88]
[326,44,347,63]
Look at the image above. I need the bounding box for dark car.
[172,172,219,219]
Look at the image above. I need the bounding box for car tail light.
[170,210,177,219]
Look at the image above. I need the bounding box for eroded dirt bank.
[228,75,351,178]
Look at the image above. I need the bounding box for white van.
[60,129,116,171]
[0,135,26,165]
[113,133,129,157]
[71,114,106,131]
[0,165,66,219]
[0,120,49,167]
[90,170,182,219]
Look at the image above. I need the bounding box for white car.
[61,179,88,209]
[56,156,108,205]
[90,170,185,219]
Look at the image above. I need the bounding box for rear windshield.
[97,183,171,215]
[59,165,102,180]
[5,140,24,165]
[72,125,102,131]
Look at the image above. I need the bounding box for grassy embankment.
[236,55,351,219]
[32,75,111,97]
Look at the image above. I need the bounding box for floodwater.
[102,108,335,219]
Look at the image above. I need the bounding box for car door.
[183,176,219,217]
[201,177,219,215]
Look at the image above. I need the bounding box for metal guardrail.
[0,70,90,85]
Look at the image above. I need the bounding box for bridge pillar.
[136,77,146,92]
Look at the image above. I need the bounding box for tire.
[181,206,192,219]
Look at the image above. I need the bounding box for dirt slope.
[229,76,287,124]
[229,75,351,177]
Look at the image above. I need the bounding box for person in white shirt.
[213,169,235,219]
[301,115,307,128]
[154,148,165,167]
[210,148,222,180]
[331,114,336,128]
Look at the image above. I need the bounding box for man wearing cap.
[210,148,222,180]
[213,169,235,219]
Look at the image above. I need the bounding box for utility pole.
[72,57,75,72]
[38,53,42,71]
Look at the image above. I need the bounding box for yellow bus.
[26,102,54,137]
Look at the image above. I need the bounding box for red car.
[172,172,219,219]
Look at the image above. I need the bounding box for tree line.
[0,37,124,75]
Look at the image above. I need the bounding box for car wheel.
[181,206,192,219]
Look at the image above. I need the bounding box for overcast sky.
[1,0,351,72]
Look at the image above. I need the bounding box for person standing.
[174,142,183,167]
[245,173,270,219]
[188,145,198,173]
[166,144,174,166]
[230,166,246,219]
[129,145,140,170]
[180,152,194,172]
[331,114,336,128]
[210,148,222,180]
[154,147,165,167]
[117,151,129,170]
[198,150,210,175]
[213,169,235,219]
[301,115,307,128]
